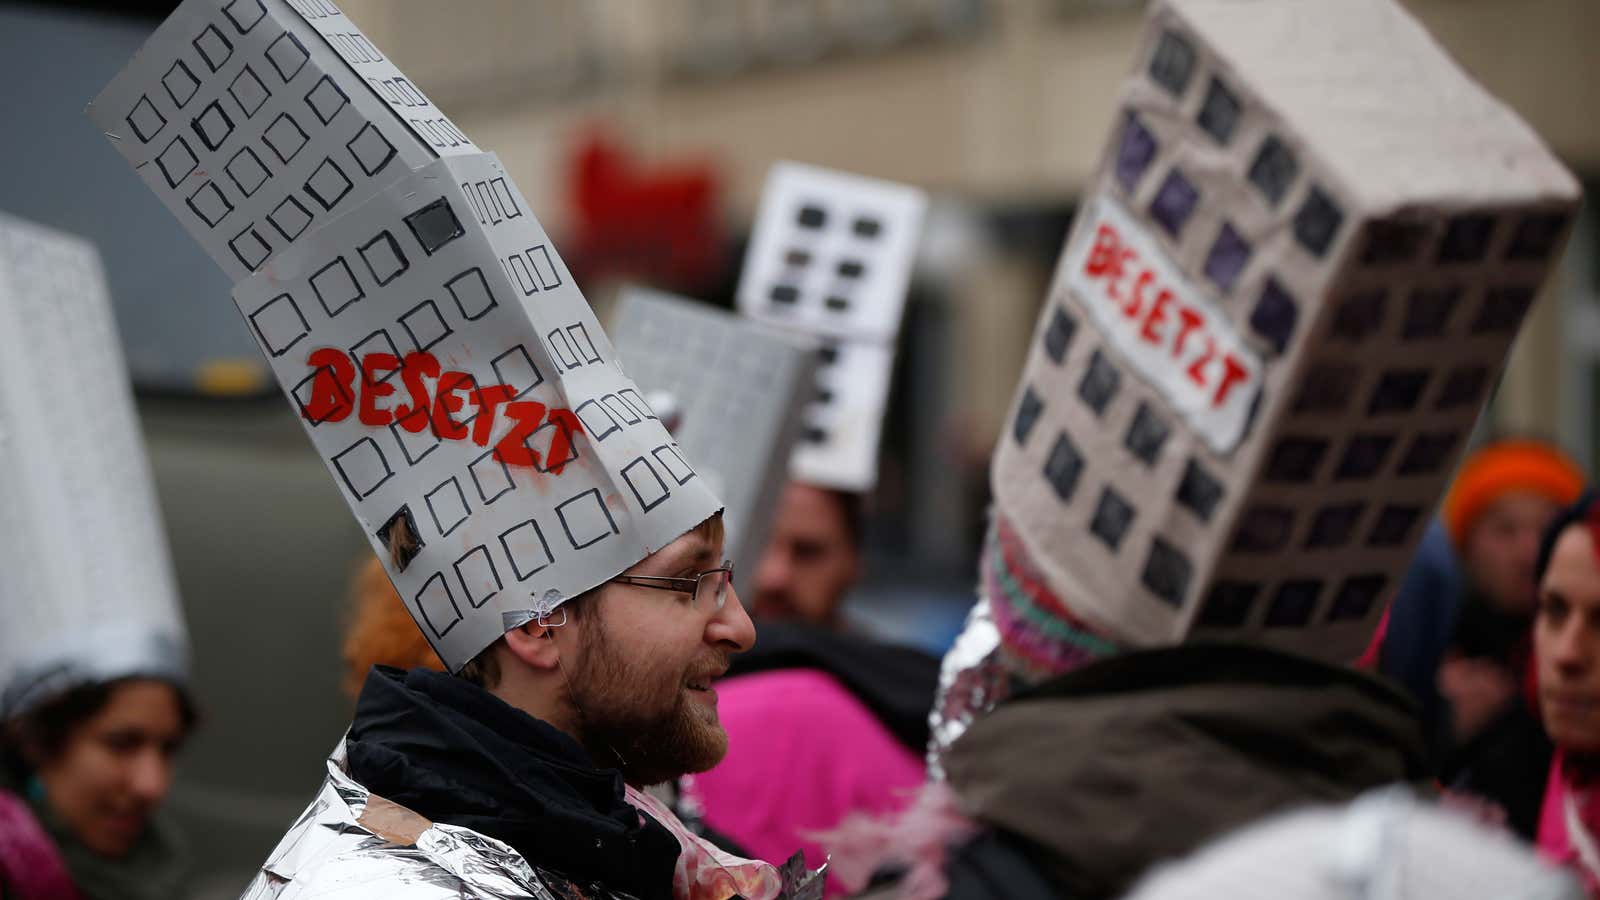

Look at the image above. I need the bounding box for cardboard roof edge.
[1164,0,1580,213]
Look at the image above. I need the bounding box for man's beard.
[566,616,730,786]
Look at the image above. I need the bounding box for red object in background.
[564,131,726,293]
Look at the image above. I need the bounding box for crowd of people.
[3,0,1599,898]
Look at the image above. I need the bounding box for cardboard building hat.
[991,0,1580,664]
[90,0,722,672]
[611,287,819,583]
[0,213,188,718]
[735,162,927,493]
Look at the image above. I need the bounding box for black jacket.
[936,644,1429,899]
[345,666,682,900]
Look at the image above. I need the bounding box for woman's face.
[36,680,187,857]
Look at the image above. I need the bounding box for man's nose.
[707,583,757,653]
[128,749,173,805]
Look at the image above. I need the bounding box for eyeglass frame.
[608,560,735,611]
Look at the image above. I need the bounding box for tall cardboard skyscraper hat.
[991,0,1579,663]
[0,213,189,717]
[735,162,928,494]
[610,287,819,582]
[88,0,722,672]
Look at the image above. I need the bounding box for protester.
[1533,490,1600,894]
[1124,787,1581,900]
[1401,439,1585,837]
[753,482,865,628]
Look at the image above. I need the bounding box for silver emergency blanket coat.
[239,741,642,900]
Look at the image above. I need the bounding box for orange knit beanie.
[1443,440,1585,547]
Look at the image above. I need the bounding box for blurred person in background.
[1533,490,1600,894]
[1381,439,1585,838]
[341,556,445,700]
[752,482,864,629]
[1,673,197,900]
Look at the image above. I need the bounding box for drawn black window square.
[310,255,364,318]
[1471,286,1535,335]
[266,32,310,83]
[425,477,470,538]
[548,329,581,371]
[1306,503,1364,549]
[1147,29,1195,97]
[162,61,201,109]
[223,0,267,32]
[507,256,538,295]
[499,520,555,581]
[1368,505,1421,547]
[1436,365,1490,411]
[1078,349,1121,416]
[227,65,270,119]
[349,330,400,384]
[469,448,515,504]
[347,123,397,177]
[332,437,392,500]
[190,99,236,152]
[246,293,308,357]
[227,223,272,272]
[1368,370,1429,416]
[415,574,460,639]
[185,180,233,228]
[1150,169,1199,238]
[1115,112,1158,194]
[293,362,353,426]
[770,284,799,305]
[1330,575,1388,622]
[491,178,522,218]
[622,457,671,513]
[1231,506,1293,553]
[1197,77,1240,145]
[405,198,464,256]
[824,295,851,313]
[263,111,309,164]
[602,395,642,426]
[491,345,544,398]
[1090,487,1135,551]
[1402,286,1461,339]
[1013,386,1043,447]
[652,444,696,485]
[305,74,349,125]
[127,95,167,145]
[1293,187,1344,259]
[399,300,452,353]
[390,418,440,467]
[225,146,269,197]
[1398,430,1460,476]
[1248,136,1298,208]
[568,324,601,365]
[1360,220,1428,266]
[454,546,502,609]
[358,230,409,286]
[1141,538,1191,608]
[1265,580,1322,628]
[853,216,881,238]
[526,245,562,290]
[1203,223,1251,293]
[556,488,620,550]
[193,23,233,72]
[1507,213,1568,262]
[838,259,865,279]
[268,195,314,242]
[1043,306,1076,364]
[1199,581,1259,628]
[1124,402,1170,467]
[1176,459,1223,522]
[156,135,198,189]
[618,389,656,423]
[1332,290,1386,342]
[304,157,353,211]
[1265,436,1328,483]
[446,269,497,321]
[375,506,422,571]
[1042,431,1084,503]
[797,204,828,229]
[1335,434,1395,480]
[1250,278,1298,354]
[1438,214,1495,264]
[1292,363,1358,415]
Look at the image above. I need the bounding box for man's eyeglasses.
[609,561,734,611]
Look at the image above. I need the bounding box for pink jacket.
[1538,750,1600,897]
[684,670,926,897]
[0,789,80,900]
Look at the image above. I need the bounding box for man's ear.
[502,622,564,672]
